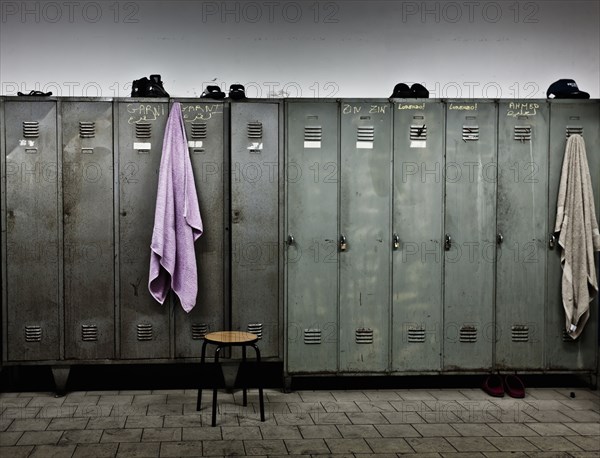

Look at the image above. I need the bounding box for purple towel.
[149,102,203,312]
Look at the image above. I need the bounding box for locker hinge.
[304,329,322,345]
[136,323,153,341]
[355,328,374,344]
[459,325,477,343]
[79,121,96,138]
[81,324,98,342]
[511,325,529,342]
[24,325,42,342]
[247,323,263,339]
[191,323,209,340]
[23,121,39,138]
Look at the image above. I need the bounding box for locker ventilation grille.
[357,126,375,142]
[191,323,208,340]
[81,324,98,342]
[247,323,263,339]
[462,126,479,141]
[79,121,96,138]
[562,330,578,342]
[566,126,583,138]
[408,328,426,343]
[304,126,322,141]
[25,325,42,342]
[511,325,529,342]
[410,125,427,141]
[304,329,322,344]
[514,126,532,142]
[247,122,263,139]
[191,122,207,139]
[135,122,152,139]
[355,328,374,344]
[23,121,39,138]
[137,323,153,341]
[459,326,477,343]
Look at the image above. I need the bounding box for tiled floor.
[0,386,598,457]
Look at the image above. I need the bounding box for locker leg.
[51,366,70,396]
[284,376,292,393]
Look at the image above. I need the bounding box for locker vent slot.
[304,126,322,141]
[136,323,153,341]
[514,126,532,142]
[462,126,479,141]
[407,328,426,343]
[355,328,374,344]
[357,126,375,142]
[562,330,578,342]
[23,121,39,138]
[191,122,207,139]
[79,121,96,138]
[247,323,263,339]
[247,122,263,139]
[24,325,42,342]
[566,126,583,138]
[191,323,208,340]
[135,122,152,139]
[81,324,98,342]
[304,329,322,345]
[459,326,477,343]
[511,325,529,342]
[410,124,427,141]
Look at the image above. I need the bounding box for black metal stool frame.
[196,338,265,426]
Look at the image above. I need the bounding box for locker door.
[175,101,226,357]
[444,101,497,371]
[62,100,115,360]
[547,100,599,370]
[392,102,444,372]
[496,101,548,370]
[118,101,169,359]
[339,101,392,373]
[4,100,60,361]
[286,101,339,373]
[231,102,281,358]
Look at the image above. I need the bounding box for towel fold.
[149,102,203,312]
[554,134,600,339]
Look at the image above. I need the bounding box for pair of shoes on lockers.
[390,82,429,98]
[482,374,525,398]
[201,84,246,100]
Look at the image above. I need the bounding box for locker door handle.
[444,234,452,251]
[393,233,400,250]
[497,233,504,245]
[339,235,347,252]
[287,234,295,246]
[549,234,556,250]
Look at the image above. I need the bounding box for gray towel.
[554,134,600,339]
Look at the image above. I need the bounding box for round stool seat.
[204,331,258,345]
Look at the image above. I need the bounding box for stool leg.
[251,343,265,422]
[197,339,209,412]
[242,345,248,407]
[212,346,222,427]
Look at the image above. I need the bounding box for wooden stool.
[196,331,265,426]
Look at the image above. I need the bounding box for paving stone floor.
[0,386,598,457]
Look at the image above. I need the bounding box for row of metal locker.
[0,97,598,379]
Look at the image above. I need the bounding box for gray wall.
[1,1,598,98]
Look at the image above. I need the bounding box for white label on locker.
[356,141,373,149]
[20,139,36,147]
[188,141,203,148]
[304,141,321,149]
[247,142,263,150]
[134,142,151,150]
[410,140,427,148]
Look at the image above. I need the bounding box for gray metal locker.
[546,100,599,370]
[230,102,282,359]
[392,101,444,372]
[495,100,549,370]
[118,100,170,359]
[3,99,60,361]
[285,100,339,373]
[339,100,392,373]
[175,100,227,358]
[62,100,115,360]
[444,101,497,371]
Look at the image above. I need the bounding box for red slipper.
[504,375,525,398]
[482,375,505,397]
